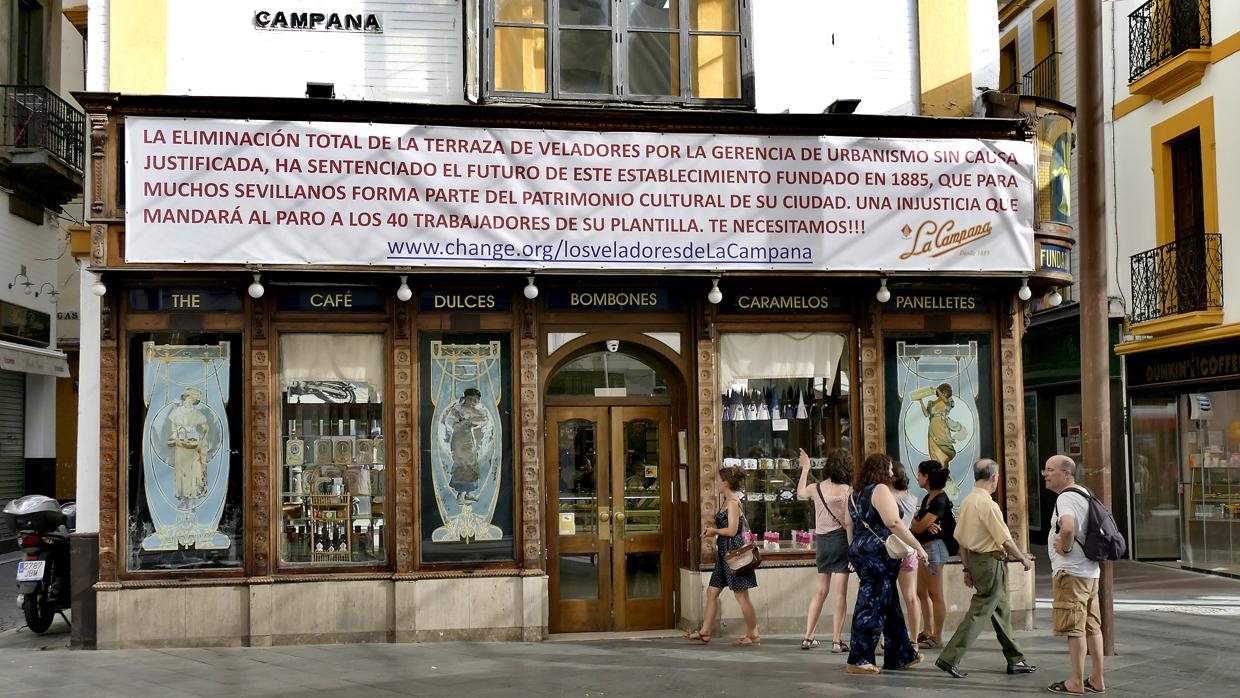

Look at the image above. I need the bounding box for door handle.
[599,506,612,541]
[614,511,625,534]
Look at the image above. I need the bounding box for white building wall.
[164,0,463,103]
[969,0,1000,96]
[87,0,108,91]
[1106,1,1240,325]
[752,0,919,115]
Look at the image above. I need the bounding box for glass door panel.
[1131,396,1181,559]
[611,407,672,630]
[548,407,611,631]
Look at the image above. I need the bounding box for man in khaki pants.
[935,459,1036,679]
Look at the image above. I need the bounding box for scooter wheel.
[22,568,55,633]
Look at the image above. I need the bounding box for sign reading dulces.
[125,117,1036,272]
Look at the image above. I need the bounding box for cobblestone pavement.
[0,557,1237,696]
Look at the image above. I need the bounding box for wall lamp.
[1047,288,1063,307]
[396,275,412,302]
[90,273,107,297]
[36,282,59,299]
[523,275,539,300]
[1018,278,1032,301]
[8,265,33,294]
[707,278,723,305]
[247,272,265,299]
[875,278,891,303]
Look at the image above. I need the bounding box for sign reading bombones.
[125,118,1036,272]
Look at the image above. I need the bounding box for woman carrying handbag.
[683,464,760,646]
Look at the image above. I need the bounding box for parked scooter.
[2,495,74,633]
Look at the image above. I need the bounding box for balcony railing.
[0,84,85,175]
[1129,0,1211,83]
[1129,234,1222,324]
[1021,52,1060,100]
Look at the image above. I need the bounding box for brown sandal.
[732,635,761,647]
[682,630,712,644]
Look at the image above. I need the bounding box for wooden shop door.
[547,406,674,633]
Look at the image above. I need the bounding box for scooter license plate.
[16,561,45,582]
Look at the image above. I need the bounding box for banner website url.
[386,238,814,265]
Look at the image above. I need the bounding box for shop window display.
[719,333,850,552]
[278,334,387,567]
[419,332,515,564]
[126,333,244,571]
[1181,390,1240,575]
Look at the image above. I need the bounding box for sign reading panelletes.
[124,117,1036,271]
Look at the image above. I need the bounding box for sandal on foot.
[894,653,925,670]
[831,640,849,654]
[845,663,881,675]
[916,632,930,645]
[800,637,820,650]
[918,637,942,649]
[1084,679,1105,694]
[1048,681,1085,696]
[682,630,712,644]
[733,635,761,647]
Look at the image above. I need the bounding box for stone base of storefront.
[93,575,549,649]
[679,564,1035,636]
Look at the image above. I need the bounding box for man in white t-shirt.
[1043,455,1105,696]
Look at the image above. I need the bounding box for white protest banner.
[124,117,1036,271]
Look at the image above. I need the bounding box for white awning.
[0,341,70,378]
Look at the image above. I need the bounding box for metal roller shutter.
[0,370,26,542]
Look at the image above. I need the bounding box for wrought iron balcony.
[1021,52,1060,100]
[1129,234,1222,324]
[0,84,85,174]
[1129,0,1211,83]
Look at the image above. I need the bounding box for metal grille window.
[487,0,750,104]
[1128,0,1212,83]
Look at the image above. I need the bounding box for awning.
[0,341,70,378]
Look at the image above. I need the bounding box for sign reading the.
[125,117,1036,272]
[419,290,510,312]
[128,289,244,312]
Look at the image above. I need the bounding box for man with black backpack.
[1044,455,1107,696]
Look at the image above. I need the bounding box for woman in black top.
[911,461,952,648]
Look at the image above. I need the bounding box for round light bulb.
[523,276,539,300]
[247,272,265,299]
[1048,288,1063,307]
[707,279,722,304]
[396,275,412,302]
[90,280,107,297]
[1018,281,1032,301]
[875,279,891,304]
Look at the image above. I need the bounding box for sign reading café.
[124,118,1036,272]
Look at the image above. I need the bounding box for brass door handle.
[599,506,612,541]
[614,511,626,524]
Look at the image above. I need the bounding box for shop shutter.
[0,370,26,542]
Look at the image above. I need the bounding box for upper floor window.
[487,0,750,104]
[16,0,45,85]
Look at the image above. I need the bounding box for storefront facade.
[75,93,1062,647]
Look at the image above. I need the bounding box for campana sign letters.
[254,10,382,33]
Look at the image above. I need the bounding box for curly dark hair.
[890,462,910,491]
[918,459,949,489]
[717,464,745,492]
[853,453,893,490]
[823,448,853,486]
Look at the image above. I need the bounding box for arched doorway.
[544,345,677,633]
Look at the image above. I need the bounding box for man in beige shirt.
[935,459,1036,679]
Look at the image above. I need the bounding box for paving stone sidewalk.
[0,559,1236,697]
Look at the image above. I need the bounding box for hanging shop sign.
[419,290,510,312]
[720,292,849,313]
[128,288,244,312]
[124,117,1036,272]
[275,287,385,311]
[883,292,989,313]
[545,287,680,312]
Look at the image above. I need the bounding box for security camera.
[605,340,620,353]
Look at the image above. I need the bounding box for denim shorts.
[924,539,949,571]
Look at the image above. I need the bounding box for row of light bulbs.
[88,273,1062,307]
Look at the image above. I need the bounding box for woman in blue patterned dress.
[844,454,929,674]
[683,464,760,646]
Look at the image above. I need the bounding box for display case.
[278,334,387,567]
[1181,390,1240,574]
[719,332,851,554]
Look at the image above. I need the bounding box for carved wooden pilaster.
[519,337,542,568]
[1000,299,1029,548]
[860,337,882,457]
[97,295,119,582]
[89,112,109,216]
[393,342,415,572]
[248,299,273,576]
[697,338,719,561]
[90,224,107,268]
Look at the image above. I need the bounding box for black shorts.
[816,529,849,574]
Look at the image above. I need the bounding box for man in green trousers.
[934,459,1037,679]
